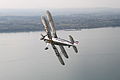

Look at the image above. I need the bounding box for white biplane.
[40,10,79,65]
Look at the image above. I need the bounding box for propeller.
[40,34,46,40]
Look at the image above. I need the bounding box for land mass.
[0,8,120,33]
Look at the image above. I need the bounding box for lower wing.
[59,45,69,58]
[51,43,65,65]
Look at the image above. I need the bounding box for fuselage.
[44,36,73,46]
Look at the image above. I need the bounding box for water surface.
[0,27,120,80]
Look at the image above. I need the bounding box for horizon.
[0,7,120,16]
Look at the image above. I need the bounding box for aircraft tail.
[69,35,78,53]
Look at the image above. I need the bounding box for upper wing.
[46,10,57,38]
[46,11,69,58]
[41,16,52,39]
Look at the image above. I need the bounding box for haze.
[0,0,120,9]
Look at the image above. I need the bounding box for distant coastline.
[0,8,120,33]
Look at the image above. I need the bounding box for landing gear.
[68,46,70,48]
[45,43,49,50]
[45,47,48,50]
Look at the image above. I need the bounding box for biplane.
[40,10,79,65]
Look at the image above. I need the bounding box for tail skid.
[69,35,78,53]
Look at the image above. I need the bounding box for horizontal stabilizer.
[73,46,78,53]
[69,35,78,53]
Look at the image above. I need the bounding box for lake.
[0,27,120,80]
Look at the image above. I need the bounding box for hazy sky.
[0,0,120,9]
